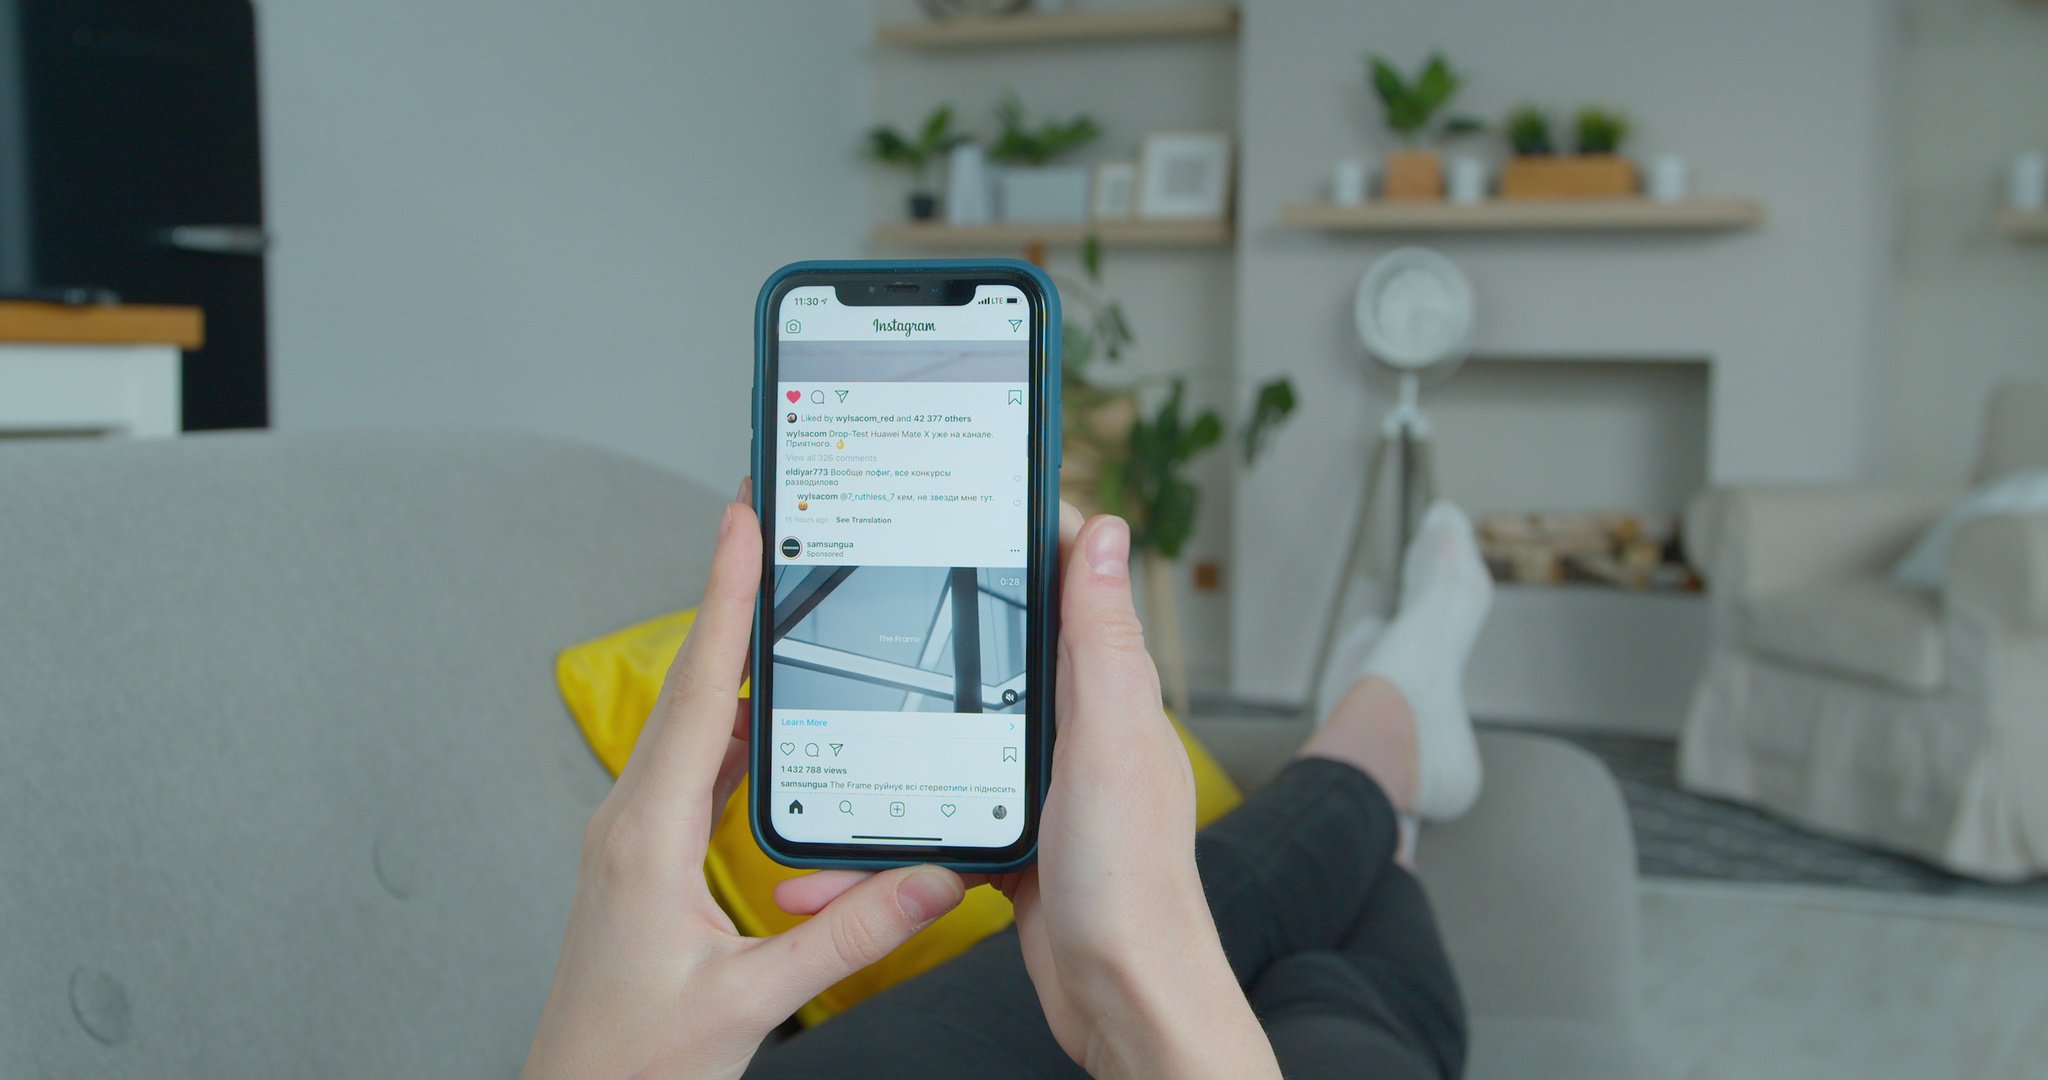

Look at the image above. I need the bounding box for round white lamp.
[1308,248,1476,702]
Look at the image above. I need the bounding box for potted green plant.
[1060,239,1297,714]
[866,104,960,221]
[1504,104,1554,156]
[1576,107,1630,155]
[1501,104,1638,199]
[987,91,1100,223]
[1365,52,1482,200]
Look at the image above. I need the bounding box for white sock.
[1361,501,1491,822]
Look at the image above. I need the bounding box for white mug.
[1647,154,1689,203]
[2011,152,2047,213]
[1333,160,1368,206]
[1447,156,1487,205]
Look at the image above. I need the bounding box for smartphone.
[749,259,1061,871]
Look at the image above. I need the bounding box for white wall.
[1881,0,2048,482]
[1230,0,1895,699]
[257,1,872,490]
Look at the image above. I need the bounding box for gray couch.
[0,431,1653,1077]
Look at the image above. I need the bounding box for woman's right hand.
[1000,510,1278,1079]
[782,507,1279,1079]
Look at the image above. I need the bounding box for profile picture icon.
[786,412,797,424]
[780,536,802,559]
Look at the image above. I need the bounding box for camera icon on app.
[785,319,801,334]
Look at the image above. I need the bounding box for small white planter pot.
[945,144,992,226]
[996,165,1091,224]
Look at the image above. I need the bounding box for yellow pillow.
[556,608,1244,1026]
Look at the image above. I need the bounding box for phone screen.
[760,279,1038,854]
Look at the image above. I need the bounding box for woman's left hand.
[522,492,966,1080]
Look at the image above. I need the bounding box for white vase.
[1447,156,1487,205]
[1332,160,1368,206]
[2011,152,2047,213]
[945,144,992,226]
[1647,154,1689,203]
[996,165,1091,224]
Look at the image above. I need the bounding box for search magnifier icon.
[838,800,853,815]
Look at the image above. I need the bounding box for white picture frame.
[1091,161,1136,220]
[1136,132,1233,220]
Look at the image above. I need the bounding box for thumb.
[1058,516,1164,727]
[740,865,964,1013]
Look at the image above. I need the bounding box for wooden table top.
[0,302,204,348]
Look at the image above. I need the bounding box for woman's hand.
[522,494,966,1080]
[781,506,1280,1080]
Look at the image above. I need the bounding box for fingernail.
[1086,517,1130,579]
[718,503,734,537]
[734,478,747,503]
[896,867,963,924]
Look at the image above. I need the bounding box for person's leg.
[1250,867,1466,1080]
[1200,500,1492,977]
[743,925,1084,1080]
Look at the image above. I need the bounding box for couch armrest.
[1686,484,1961,603]
[1949,513,2048,632]
[1418,731,1641,1029]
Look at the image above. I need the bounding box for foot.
[1367,501,1490,822]
[1304,502,1491,828]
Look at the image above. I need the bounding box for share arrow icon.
[1007,319,1023,331]
[829,743,844,756]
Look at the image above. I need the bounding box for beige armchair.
[1681,380,2048,881]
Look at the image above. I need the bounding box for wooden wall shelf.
[876,5,1238,49]
[873,219,1232,250]
[1280,198,1766,234]
[1998,209,2048,240]
[0,302,204,348]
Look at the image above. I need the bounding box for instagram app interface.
[769,283,1032,848]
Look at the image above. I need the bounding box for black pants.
[747,758,1467,1078]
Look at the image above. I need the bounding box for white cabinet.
[0,304,201,439]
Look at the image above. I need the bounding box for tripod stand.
[1305,372,1437,704]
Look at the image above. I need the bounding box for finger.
[709,699,751,817]
[619,500,762,831]
[773,869,872,916]
[738,475,754,507]
[1057,499,1083,579]
[736,865,965,1015]
[1057,515,1167,745]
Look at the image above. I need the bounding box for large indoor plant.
[987,92,1100,223]
[1060,240,1297,713]
[1365,52,1482,200]
[1500,104,1637,199]
[866,104,960,220]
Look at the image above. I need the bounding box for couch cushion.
[1743,578,1943,692]
[0,431,723,1078]
[1466,1016,1663,1080]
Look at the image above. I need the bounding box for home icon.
[788,799,803,814]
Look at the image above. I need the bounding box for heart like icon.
[778,741,795,756]
[785,390,801,403]
[939,804,957,817]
